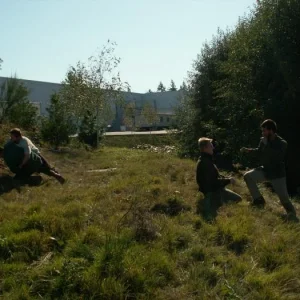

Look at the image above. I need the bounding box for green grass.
[102,133,178,148]
[0,146,300,299]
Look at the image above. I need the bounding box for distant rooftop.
[0,76,183,96]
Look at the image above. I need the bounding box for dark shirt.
[3,141,43,176]
[254,135,287,179]
[196,152,230,194]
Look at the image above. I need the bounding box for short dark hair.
[10,128,22,137]
[261,119,277,132]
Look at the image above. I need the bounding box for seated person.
[10,128,51,168]
[0,139,65,184]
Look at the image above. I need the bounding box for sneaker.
[55,174,66,185]
[51,170,65,185]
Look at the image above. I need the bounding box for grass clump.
[151,196,191,216]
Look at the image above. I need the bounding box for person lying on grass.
[196,137,241,221]
[0,130,65,184]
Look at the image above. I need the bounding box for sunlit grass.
[0,146,299,299]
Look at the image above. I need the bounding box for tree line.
[148,80,187,93]
[176,0,300,193]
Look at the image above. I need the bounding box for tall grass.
[0,145,299,299]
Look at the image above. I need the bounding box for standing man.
[241,119,298,222]
[9,128,65,184]
[196,137,241,220]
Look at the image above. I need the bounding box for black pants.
[201,189,242,220]
[14,160,52,181]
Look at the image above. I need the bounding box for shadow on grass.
[0,174,43,195]
[151,197,191,217]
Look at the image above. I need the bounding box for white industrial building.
[0,76,182,131]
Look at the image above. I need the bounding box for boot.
[282,202,298,223]
[286,213,299,223]
[54,173,66,185]
[50,170,66,184]
[251,196,266,208]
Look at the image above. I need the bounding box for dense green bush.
[41,93,75,149]
[0,77,38,129]
[78,110,103,148]
[176,0,300,191]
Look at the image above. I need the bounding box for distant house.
[0,77,182,131]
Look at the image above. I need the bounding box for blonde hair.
[10,128,22,137]
[198,137,212,151]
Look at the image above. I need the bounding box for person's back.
[17,136,40,155]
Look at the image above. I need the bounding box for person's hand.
[240,147,250,153]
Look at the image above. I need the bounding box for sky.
[0,0,256,93]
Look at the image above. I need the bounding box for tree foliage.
[179,81,188,91]
[78,110,101,148]
[60,40,129,147]
[41,93,74,149]
[169,80,177,91]
[177,0,300,191]
[123,102,137,131]
[141,102,158,131]
[157,81,166,92]
[0,76,37,129]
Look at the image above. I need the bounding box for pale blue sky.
[0,0,256,92]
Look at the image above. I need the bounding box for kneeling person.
[196,137,241,220]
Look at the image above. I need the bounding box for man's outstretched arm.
[241,139,264,154]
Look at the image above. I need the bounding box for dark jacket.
[3,141,43,176]
[254,135,287,179]
[196,152,231,194]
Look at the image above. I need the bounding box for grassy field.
[0,146,300,299]
[102,133,178,148]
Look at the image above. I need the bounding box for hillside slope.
[0,147,300,299]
